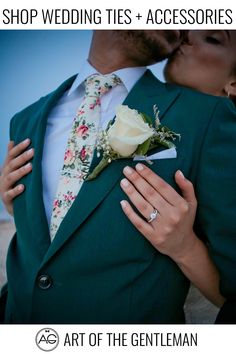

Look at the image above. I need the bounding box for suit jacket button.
[37,275,53,290]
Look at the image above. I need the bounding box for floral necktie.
[50,73,121,241]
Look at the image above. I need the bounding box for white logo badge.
[35,328,59,351]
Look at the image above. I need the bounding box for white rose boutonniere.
[108,105,154,157]
[86,104,180,180]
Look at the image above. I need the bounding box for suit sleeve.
[195,98,236,299]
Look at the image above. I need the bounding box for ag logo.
[35,328,59,351]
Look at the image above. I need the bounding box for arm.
[0,139,34,215]
[120,164,225,307]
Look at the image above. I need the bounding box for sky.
[0,30,165,217]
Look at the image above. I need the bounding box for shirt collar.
[68,60,147,96]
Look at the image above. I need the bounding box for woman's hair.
[230,63,236,106]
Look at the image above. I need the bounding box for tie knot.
[85,73,121,97]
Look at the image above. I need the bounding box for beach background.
[0,30,219,323]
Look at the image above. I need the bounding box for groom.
[1,30,236,323]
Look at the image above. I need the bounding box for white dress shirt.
[42,61,146,226]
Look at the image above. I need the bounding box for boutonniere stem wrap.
[86,105,180,180]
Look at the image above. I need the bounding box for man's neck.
[88,31,145,74]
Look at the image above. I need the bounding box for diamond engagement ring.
[147,209,159,223]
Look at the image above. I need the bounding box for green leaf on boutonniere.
[135,137,152,156]
[151,137,175,150]
[86,156,111,181]
[141,113,153,126]
[106,119,114,132]
[161,140,175,149]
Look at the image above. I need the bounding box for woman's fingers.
[1,184,24,216]
[4,163,32,189]
[3,184,25,204]
[120,178,155,220]
[122,166,169,213]
[0,139,32,216]
[120,165,198,260]
[6,138,31,164]
[7,141,15,152]
[120,200,153,236]
[7,148,34,173]
[175,170,197,208]
[134,163,184,206]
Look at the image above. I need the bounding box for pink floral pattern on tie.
[76,125,89,138]
[50,73,121,240]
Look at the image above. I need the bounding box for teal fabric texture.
[2,70,236,324]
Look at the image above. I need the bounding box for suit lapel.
[25,76,77,258]
[42,70,181,264]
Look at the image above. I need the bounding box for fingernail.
[121,178,130,187]
[23,138,30,144]
[136,163,144,171]
[123,166,133,175]
[25,163,32,169]
[120,200,128,208]
[177,170,185,179]
[17,185,24,191]
[26,148,34,156]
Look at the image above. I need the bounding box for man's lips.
[175,42,191,56]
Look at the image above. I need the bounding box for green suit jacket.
[2,70,236,323]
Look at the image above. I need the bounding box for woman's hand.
[120,163,197,263]
[120,163,225,307]
[0,139,34,216]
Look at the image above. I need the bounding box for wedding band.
[147,209,159,223]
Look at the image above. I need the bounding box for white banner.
[0,0,235,29]
[0,324,235,353]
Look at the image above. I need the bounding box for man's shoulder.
[10,75,77,128]
[165,80,235,113]
[145,70,234,112]
[145,70,235,123]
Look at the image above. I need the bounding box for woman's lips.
[175,45,187,56]
[171,47,183,58]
